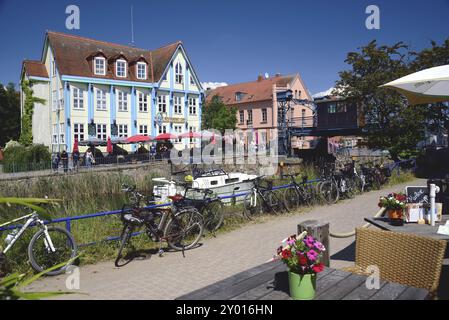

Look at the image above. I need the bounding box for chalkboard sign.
[405,186,429,204]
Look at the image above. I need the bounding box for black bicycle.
[115,185,204,267]
[177,185,225,233]
[283,173,315,211]
[243,176,288,218]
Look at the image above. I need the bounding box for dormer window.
[175,62,183,84]
[235,92,245,102]
[116,59,127,78]
[94,57,106,75]
[136,62,147,80]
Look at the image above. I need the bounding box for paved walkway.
[27,179,425,299]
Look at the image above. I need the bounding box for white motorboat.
[152,169,257,204]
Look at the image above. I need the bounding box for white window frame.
[96,88,107,111]
[59,123,65,144]
[52,124,58,144]
[138,91,148,112]
[94,57,106,76]
[239,110,244,124]
[96,123,107,141]
[189,126,196,143]
[52,91,58,112]
[261,108,267,123]
[136,62,147,80]
[139,124,148,135]
[189,97,197,115]
[118,124,128,138]
[158,124,167,134]
[74,123,85,142]
[117,90,128,112]
[73,87,84,110]
[158,95,167,113]
[174,96,183,115]
[174,125,183,142]
[247,110,253,124]
[116,59,127,78]
[175,62,183,84]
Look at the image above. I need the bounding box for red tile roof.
[23,60,49,78]
[43,31,180,83]
[206,74,296,105]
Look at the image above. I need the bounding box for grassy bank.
[0,166,416,274]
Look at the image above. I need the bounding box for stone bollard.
[298,220,330,267]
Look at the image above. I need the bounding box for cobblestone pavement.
[26,179,425,300]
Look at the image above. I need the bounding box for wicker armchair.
[344,227,447,296]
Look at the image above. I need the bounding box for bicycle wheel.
[298,185,314,206]
[266,191,284,214]
[28,226,77,276]
[243,192,262,218]
[114,224,134,267]
[201,200,225,232]
[319,180,339,204]
[283,187,300,211]
[164,208,204,251]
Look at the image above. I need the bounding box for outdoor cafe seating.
[342,228,447,298]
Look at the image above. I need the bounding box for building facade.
[21,31,203,154]
[206,73,317,151]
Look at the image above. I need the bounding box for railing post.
[298,220,330,267]
[65,220,71,232]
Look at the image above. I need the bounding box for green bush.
[2,143,51,173]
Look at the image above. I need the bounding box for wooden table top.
[176,262,429,300]
[364,216,449,241]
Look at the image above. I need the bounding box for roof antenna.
[130,5,135,47]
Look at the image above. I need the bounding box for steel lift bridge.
[276,89,317,155]
[276,89,365,155]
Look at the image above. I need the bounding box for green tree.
[0,83,21,147]
[335,39,448,161]
[202,95,237,133]
[19,80,45,146]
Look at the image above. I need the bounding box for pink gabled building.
[206,73,318,152]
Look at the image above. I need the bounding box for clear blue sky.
[0,0,448,94]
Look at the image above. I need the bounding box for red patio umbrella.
[106,136,113,154]
[72,138,79,153]
[154,133,178,140]
[178,132,202,139]
[125,134,152,143]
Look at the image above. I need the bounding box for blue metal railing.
[0,158,410,246]
[0,179,321,247]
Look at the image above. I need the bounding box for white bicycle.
[0,212,77,276]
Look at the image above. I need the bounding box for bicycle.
[316,162,340,204]
[0,211,77,276]
[282,173,315,211]
[243,176,288,218]
[178,185,225,233]
[115,185,204,267]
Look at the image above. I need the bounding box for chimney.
[257,74,263,81]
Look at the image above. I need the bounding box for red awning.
[178,132,202,139]
[125,135,153,143]
[154,133,178,140]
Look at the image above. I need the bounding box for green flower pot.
[288,271,316,300]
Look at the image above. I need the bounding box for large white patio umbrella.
[381,64,449,105]
[382,65,449,227]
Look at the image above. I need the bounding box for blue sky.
[0,0,448,94]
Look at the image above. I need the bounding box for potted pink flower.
[273,231,325,300]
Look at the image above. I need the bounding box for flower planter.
[387,209,404,226]
[288,271,316,300]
